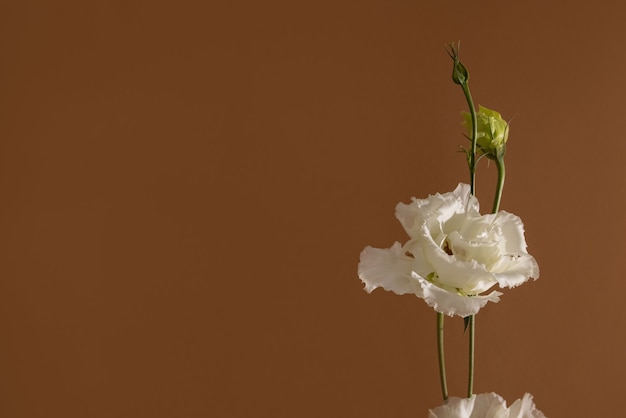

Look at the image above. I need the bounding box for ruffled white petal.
[358,243,421,296]
[395,183,478,239]
[471,392,509,418]
[429,395,476,418]
[419,228,497,294]
[493,211,530,255]
[413,272,502,317]
[429,393,545,418]
[402,238,433,279]
[492,255,539,288]
[360,182,539,316]
[446,230,500,268]
[507,393,546,418]
[451,183,480,214]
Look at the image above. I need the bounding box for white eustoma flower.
[358,183,539,317]
[428,392,546,418]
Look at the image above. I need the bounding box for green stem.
[460,75,478,401]
[437,313,448,401]
[450,44,484,400]
[461,83,478,195]
[492,155,506,213]
[467,315,475,398]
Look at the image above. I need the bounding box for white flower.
[358,183,539,317]
[428,392,546,418]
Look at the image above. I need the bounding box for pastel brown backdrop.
[0,1,624,417]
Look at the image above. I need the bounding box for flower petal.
[358,243,421,296]
[493,211,531,255]
[419,227,497,294]
[429,395,476,418]
[360,182,539,316]
[395,183,478,239]
[429,393,544,418]
[413,272,502,317]
[492,254,539,288]
[507,393,546,418]
[470,392,508,418]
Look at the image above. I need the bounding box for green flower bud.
[452,59,469,85]
[463,105,509,158]
[447,43,469,85]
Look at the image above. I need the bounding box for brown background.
[0,1,624,417]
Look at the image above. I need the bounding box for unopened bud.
[452,59,469,85]
[463,105,508,158]
[447,43,469,86]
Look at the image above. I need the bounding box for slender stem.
[467,315,475,397]
[461,83,478,195]
[437,312,448,401]
[460,75,478,400]
[492,155,506,213]
[450,45,483,400]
